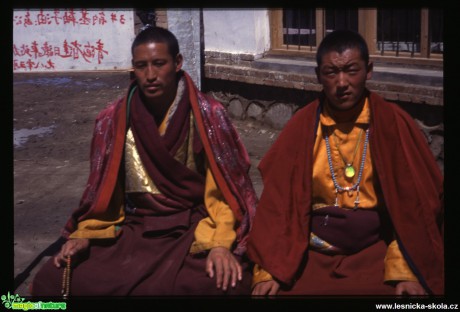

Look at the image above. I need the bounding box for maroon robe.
[31,72,257,296]
[61,72,257,255]
[246,90,444,295]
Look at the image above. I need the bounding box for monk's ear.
[366,61,373,80]
[315,67,321,84]
[175,53,183,72]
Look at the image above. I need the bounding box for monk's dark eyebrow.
[343,63,359,69]
[323,62,359,70]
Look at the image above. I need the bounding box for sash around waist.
[310,205,381,254]
[124,192,208,238]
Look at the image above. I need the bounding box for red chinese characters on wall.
[13,9,130,71]
[13,39,109,71]
[13,9,126,27]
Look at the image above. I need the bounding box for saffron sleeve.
[384,240,418,283]
[68,180,125,240]
[252,264,274,288]
[189,162,237,253]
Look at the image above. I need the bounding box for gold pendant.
[345,164,355,178]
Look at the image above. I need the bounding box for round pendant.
[345,165,355,178]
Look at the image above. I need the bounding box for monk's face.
[316,48,372,111]
[132,42,183,107]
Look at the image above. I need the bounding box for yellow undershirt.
[252,98,417,288]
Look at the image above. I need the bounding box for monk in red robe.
[31,26,257,297]
[247,30,443,296]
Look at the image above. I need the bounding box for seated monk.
[31,25,257,297]
[247,30,444,297]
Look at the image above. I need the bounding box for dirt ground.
[12,71,280,296]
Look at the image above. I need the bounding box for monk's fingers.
[220,257,233,291]
[236,260,242,281]
[65,239,90,257]
[207,247,239,290]
[55,239,89,268]
[253,281,280,296]
[53,252,65,268]
[252,282,271,296]
[395,281,427,296]
[214,257,225,289]
[268,282,280,296]
[229,258,242,288]
[251,285,261,296]
[53,242,73,268]
[222,251,243,290]
[61,242,75,257]
[205,257,215,278]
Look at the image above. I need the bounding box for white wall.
[13,9,135,72]
[203,9,270,55]
[167,9,202,89]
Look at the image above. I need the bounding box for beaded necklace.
[61,256,71,299]
[332,128,363,179]
[324,127,369,210]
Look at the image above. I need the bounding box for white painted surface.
[203,9,270,55]
[167,9,202,89]
[13,9,135,72]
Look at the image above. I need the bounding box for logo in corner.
[1,292,67,311]
[1,292,24,309]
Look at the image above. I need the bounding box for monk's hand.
[252,280,280,296]
[395,281,428,296]
[206,246,242,291]
[53,238,90,268]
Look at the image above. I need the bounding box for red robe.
[62,71,257,255]
[246,91,444,295]
[31,72,258,296]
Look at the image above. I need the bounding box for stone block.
[247,102,265,121]
[227,98,245,120]
[264,103,293,129]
